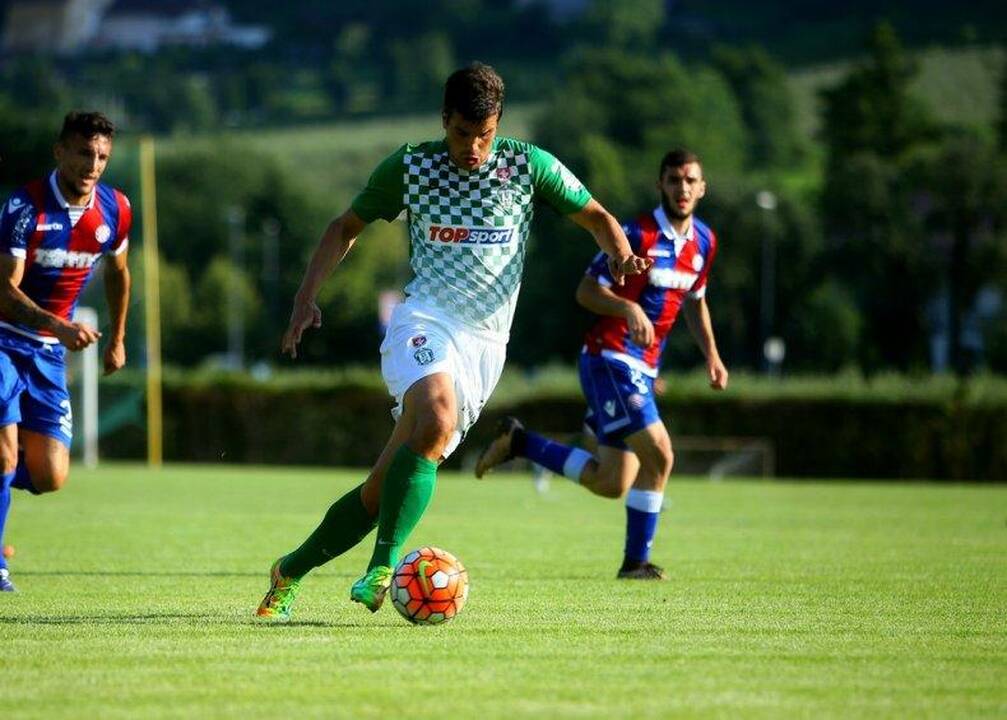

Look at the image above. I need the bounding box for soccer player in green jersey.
[257,63,650,619]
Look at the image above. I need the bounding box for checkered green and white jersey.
[351,137,592,335]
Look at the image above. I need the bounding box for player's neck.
[668,215,692,237]
[55,172,91,207]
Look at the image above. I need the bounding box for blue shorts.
[0,330,72,447]
[579,352,660,450]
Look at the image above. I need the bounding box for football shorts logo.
[95,224,112,244]
[604,400,617,417]
[692,254,704,272]
[414,348,435,366]
[410,335,427,348]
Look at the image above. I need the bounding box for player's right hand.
[624,304,655,347]
[607,253,652,286]
[281,299,322,359]
[56,321,101,351]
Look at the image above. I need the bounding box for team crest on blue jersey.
[95,224,111,244]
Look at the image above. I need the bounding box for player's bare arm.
[575,275,655,347]
[682,295,728,390]
[102,250,130,375]
[569,199,651,285]
[282,208,368,359]
[0,254,100,351]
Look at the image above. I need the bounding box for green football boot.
[349,565,393,612]
[255,558,302,620]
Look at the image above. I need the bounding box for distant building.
[1,0,270,55]
[2,0,113,55]
[515,0,590,22]
[96,0,270,53]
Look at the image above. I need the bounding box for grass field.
[2,465,1005,719]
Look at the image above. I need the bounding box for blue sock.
[624,489,663,565]
[11,456,39,495]
[0,471,14,571]
[514,429,592,482]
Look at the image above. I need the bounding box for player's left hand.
[607,253,652,286]
[102,338,126,375]
[708,355,729,391]
[281,299,322,359]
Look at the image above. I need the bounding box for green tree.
[581,0,665,49]
[820,22,936,165]
[819,23,940,371]
[908,134,1007,372]
[711,45,805,170]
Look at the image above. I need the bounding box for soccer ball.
[391,546,469,625]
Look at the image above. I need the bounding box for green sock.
[280,483,377,578]
[367,445,438,570]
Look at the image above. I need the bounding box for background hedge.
[92,369,1006,481]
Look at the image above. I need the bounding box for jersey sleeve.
[0,191,37,260]
[585,221,641,288]
[110,190,132,256]
[350,145,408,223]
[527,145,592,215]
[689,229,718,299]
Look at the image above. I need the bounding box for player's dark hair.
[659,148,701,179]
[58,111,115,142]
[443,63,505,122]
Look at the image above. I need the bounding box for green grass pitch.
[2,465,1005,719]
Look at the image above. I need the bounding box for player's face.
[54,132,112,203]
[658,162,706,221]
[443,111,499,170]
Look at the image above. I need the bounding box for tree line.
[0,18,1005,375]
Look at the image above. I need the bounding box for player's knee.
[639,443,674,484]
[30,464,68,493]
[410,405,456,456]
[592,466,628,499]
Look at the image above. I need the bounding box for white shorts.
[380,300,507,458]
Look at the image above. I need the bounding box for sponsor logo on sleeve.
[11,207,34,245]
[550,160,584,192]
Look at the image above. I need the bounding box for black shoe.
[616,562,667,580]
[474,416,524,478]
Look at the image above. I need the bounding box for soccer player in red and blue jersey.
[0,111,131,591]
[476,149,728,579]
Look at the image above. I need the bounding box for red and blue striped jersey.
[583,205,717,376]
[0,172,131,342]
